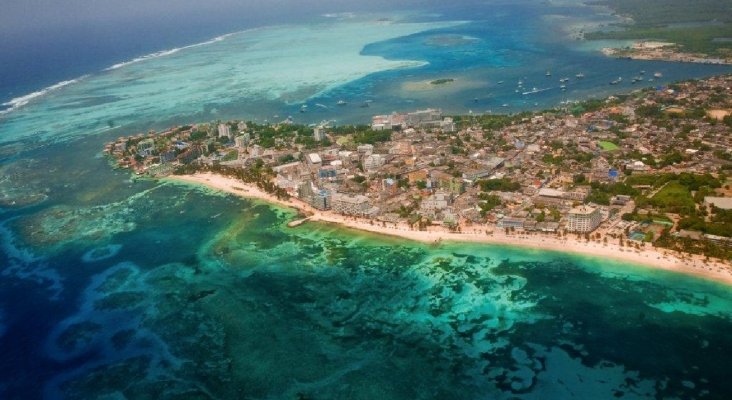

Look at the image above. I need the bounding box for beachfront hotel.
[567,205,602,233]
[331,193,371,216]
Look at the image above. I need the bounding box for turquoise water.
[2,3,732,399]
[3,141,732,399]
[2,5,730,146]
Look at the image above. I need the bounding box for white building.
[331,193,371,216]
[421,192,451,212]
[218,123,232,139]
[307,153,322,165]
[405,108,442,127]
[626,160,649,172]
[313,126,327,141]
[440,117,456,133]
[234,134,250,148]
[363,154,386,171]
[566,205,602,233]
[249,145,263,157]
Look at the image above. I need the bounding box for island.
[586,0,732,65]
[104,75,732,284]
[430,78,456,85]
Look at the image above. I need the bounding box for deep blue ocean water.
[2,1,732,399]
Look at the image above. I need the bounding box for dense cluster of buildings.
[105,75,732,245]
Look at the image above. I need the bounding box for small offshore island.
[105,74,732,284]
[430,78,456,85]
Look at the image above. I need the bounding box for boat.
[300,105,308,113]
[522,87,550,95]
[337,100,347,106]
[560,77,570,83]
[560,84,567,90]
[502,103,509,107]
[545,70,552,77]
[575,73,585,79]
[640,70,646,75]
[654,72,663,78]
[610,77,622,85]
[497,81,504,84]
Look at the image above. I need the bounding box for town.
[105,75,732,261]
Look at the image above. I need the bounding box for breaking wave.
[105,32,237,71]
[0,76,89,116]
[0,31,241,116]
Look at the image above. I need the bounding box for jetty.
[287,217,312,228]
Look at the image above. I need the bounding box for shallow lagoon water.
[2,2,732,399]
[2,3,731,147]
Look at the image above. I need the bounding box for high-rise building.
[567,205,602,232]
[331,193,371,216]
[234,134,250,148]
[313,126,327,141]
[218,123,232,139]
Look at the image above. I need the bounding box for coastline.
[166,172,732,287]
[600,41,732,65]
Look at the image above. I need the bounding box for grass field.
[650,181,696,214]
[598,141,619,151]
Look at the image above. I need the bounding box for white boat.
[522,87,550,95]
[545,70,552,77]
[337,100,347,106]
[654,72,663,78]
[575,73,585,79]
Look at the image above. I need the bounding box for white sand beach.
[168,172,732,286]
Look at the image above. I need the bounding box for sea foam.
[0,32,239,117]
[0,76,89,116]
[104,32,238,71]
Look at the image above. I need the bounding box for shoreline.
[601,42,732,66]
[166,172,732,286]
